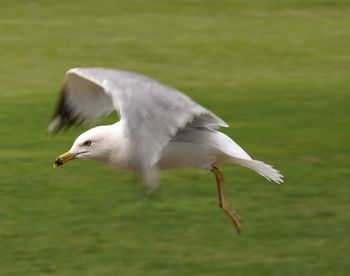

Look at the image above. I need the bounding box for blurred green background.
[0,0,349,275]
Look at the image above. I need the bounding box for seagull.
[49,67,283,233]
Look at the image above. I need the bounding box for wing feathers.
[49,70,114,133]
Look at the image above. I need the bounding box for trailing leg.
[211,166,241,233]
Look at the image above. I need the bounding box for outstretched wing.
[48,68,116,132]
[49,67,228,188]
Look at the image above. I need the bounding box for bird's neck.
[107,122,134,170]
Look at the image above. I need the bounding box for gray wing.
[49,67,228,188]
[48,68,116,132]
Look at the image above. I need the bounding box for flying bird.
[49,67,283,233]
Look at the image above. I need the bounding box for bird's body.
[100,122,238,171]
[50,67,283,233]
[71,120,281,182]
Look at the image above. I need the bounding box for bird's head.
[54,126,115,168]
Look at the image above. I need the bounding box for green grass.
[1,0,349,275]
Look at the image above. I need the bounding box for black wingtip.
[48,85,83,134]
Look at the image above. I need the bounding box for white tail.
[232,158,284,184]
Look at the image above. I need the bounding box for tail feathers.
[233,158,284,184]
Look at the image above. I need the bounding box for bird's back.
[157,126,252,170]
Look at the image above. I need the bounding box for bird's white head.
[54,125,116,168]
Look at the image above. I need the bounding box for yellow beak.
[53,151,75,168]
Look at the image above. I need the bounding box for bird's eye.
[83,140,92,147]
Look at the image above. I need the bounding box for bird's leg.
[211,166,241,234]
